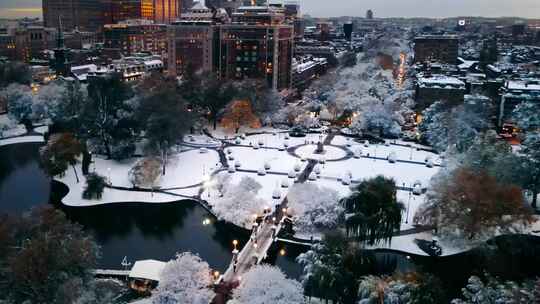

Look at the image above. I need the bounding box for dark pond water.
[3,142,540,300]
[1,142,249,271]
[0,142,51,214]
[57,199,250,271]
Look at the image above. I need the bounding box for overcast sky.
[0,0,539,19]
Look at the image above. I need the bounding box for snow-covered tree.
[297,232,373,303]
[513,101,540,131]
[83,74,138,159]
[415,167,533,244]
[33,82,67,122]
[230,265,304,304]
[40,133,82,182]
[360,101,402,138]
[451,275,537,304]
[128,157,162,188]
[513,102,540,209]
[3,83,34,125]
[0,61,31,88]
[152,252,214,304]
[357,273,445,304]
[208,174,267,228]
[287,183,344,235]
[237,80,284,126]
[357,275,414,304]
[419,96,493,153]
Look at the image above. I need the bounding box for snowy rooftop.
[418,75,465,88]
[505,80,540,92]
[129,259,166,281]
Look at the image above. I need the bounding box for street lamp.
[405,184,412,224]
[107,167,111,184]
[279,249,286,256]
[232,239,239,257]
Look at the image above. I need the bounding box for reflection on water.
[0,143,50,214]
[58,201,250,271]
[267,243,416,281]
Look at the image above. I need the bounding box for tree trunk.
[72,164,79,183]
[162,147,167,176]
[532,189,538,210]
[82,150,91,175]
[213,117,217,130]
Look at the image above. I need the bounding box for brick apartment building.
[414,35,459,64]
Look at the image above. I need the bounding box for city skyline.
[0,0,539,19]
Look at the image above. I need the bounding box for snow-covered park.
[52,129,447,254]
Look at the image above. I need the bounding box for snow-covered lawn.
[0,114,26,138]
[58,164,180,207]
[33,125,49,135]
[365,232,471,257]
[183,134,221,148]
[319,156,438,188]
[295,144,348,161]
[227,146,306,173]
[330,136,441,165]
[91,149,220,189]
[227,132,325,149]
[0,135,44,146]
[57,147,220,206]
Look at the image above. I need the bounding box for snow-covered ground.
[90,149,220,189]
[33,125,49,135]
[226,132,325,149]
[0,114,26,138]
[331,135,442,165]
[227,146,306,173]
[57,147,220,207]
[183,134,221,148]
[319,156,437,188]
[0,135,44,146]
[295,144,348,161]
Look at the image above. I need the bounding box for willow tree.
[342,176,404,245]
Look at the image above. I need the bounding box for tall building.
[343,22,353,41]
[168,2,220,76]
[414,35,459,64]
[219,6,293,89]
[15,26,57,62]
[366,9,374,20]
[154,0,180,23]
[102,0,179,25]
[42,0,103,31]
[103,19,168,57]
[102,0,154,25]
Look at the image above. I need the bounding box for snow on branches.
[128,157,162,188]
[207,174,267,228]
[152,252,214,304]
[229,265,304,304]
[287,183,344,235]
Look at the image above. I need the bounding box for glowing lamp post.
[232,240,239,263]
